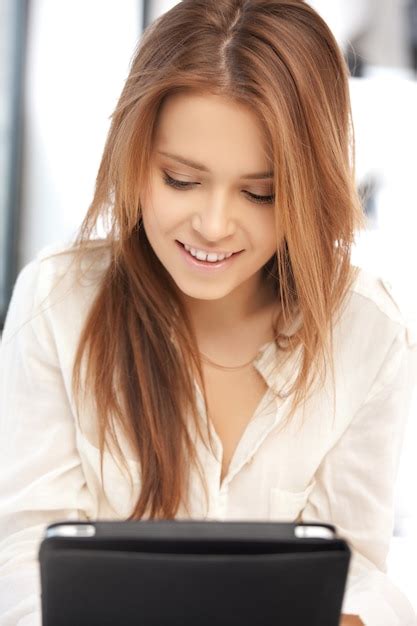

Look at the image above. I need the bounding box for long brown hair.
[48,0,366,520]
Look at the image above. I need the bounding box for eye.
[162,171,275,205]
[162,172,196,190]
[246,191,275,205]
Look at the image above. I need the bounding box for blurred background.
[1,0,416,610]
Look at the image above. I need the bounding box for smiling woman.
[0,1,416,626]
[140,91,280,307]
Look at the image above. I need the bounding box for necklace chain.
[197,303,277,371]
[199,351,257,371]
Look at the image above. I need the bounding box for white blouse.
[0,242,416,626]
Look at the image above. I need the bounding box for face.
[141,91,280,310]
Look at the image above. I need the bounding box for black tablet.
[39,519,351,626]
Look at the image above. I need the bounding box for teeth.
[183,243,234,263]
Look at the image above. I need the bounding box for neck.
[181,273,276,337]
[186,287,279,368]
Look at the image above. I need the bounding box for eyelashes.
[162,171,275,205]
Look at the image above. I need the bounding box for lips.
[176,240,241,255]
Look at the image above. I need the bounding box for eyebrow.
[157,151,273,180]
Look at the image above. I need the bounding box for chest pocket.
[269,478,316,522]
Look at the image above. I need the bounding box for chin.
[172,279,235,301]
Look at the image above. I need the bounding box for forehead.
[154,92,272,176]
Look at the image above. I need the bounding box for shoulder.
[331,265,417,405]
[2,240,112,343]
[341,265,416,350]
[348,265,407,327]
[334,264,415,376]
[315,265,417,425]
[28,238,111,301]
[34,239,112,282]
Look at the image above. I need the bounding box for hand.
[339,615,365,626]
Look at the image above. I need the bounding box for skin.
[141,92,364,625]
[141,91,280,360]
[340,616,364,626]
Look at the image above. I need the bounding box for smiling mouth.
[176,240,243,256]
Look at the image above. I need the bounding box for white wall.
[20,0,142,268]
[147,0,179,23]
[308,0,412,71]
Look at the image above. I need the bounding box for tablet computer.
[39,519,351,626]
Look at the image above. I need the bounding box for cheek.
[255,213,279,255]
[141,184,180,234]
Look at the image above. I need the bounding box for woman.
[0,1,416,624]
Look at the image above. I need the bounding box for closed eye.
[162,172,275,205]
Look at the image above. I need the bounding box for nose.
[191,189,236,242]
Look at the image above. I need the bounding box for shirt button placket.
[217,485,228,518]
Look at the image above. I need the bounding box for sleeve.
[0,258,96,626]
[301,322,417,626]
